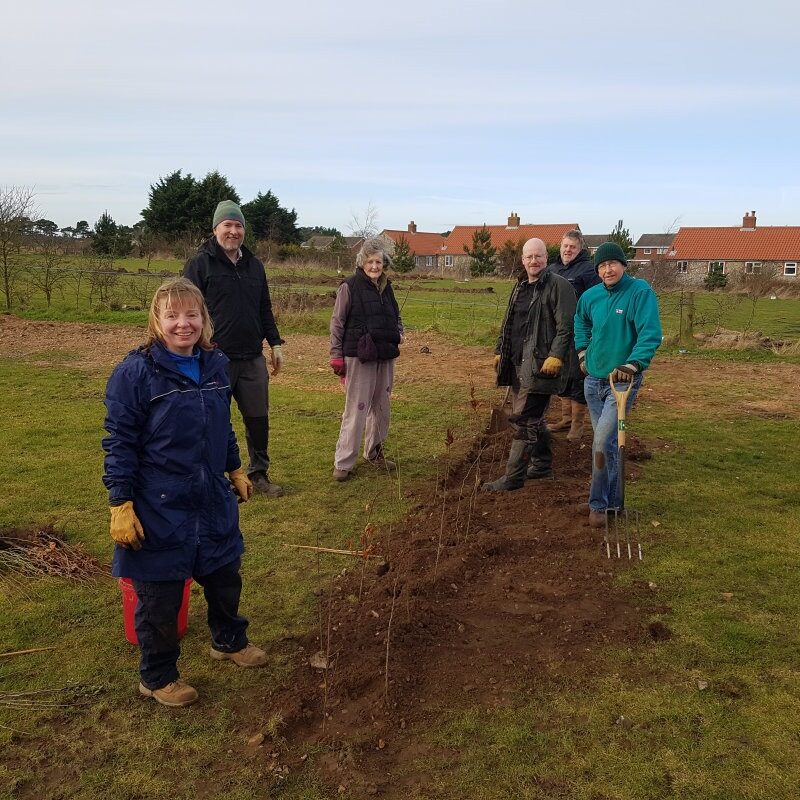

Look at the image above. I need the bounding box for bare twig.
[384,577,399,700]
[0,647,56,660]
[284,544,380,559]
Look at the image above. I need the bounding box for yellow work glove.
[540,356,563,377]
[270,345,284,377]
[493,354,501,372]
[228,468,253,503]
[109,501,145,551]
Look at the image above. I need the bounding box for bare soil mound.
[248,430,657,797]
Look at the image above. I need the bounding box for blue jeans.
[133,557,249,689]
[584,373,643,512]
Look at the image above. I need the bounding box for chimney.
[507,211,520,228]
[741,211,756,229]
[408,221,417,234]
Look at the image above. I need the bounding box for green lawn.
[1,266,800,798]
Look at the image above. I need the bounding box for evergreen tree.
[464,226,497,277]
[608,219,634,258]
[241,191,300,244]
[298,225,341,240]
[91,211,132,257]
[191,171,241,234]
[141,170,198,236]
[392,235,416,273]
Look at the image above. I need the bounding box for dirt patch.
[238,431,657,797]
[0,315,496,391]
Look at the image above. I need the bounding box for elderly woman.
[329,238,404,481]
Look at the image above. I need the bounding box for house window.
[744,261,762,275]
[415,256,424,267]
[426,256,433,267]
[785,262,798,277]
[444,255,453,267]
[656,247,667,255]
[708,261,725,275]
[676,261,688,274]
[643,248,652,255]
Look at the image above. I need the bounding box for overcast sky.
[3,0,798,238]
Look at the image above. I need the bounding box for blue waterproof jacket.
[102,342,244,581]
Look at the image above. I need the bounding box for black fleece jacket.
[184,238,282,360]
[548,248,600,299]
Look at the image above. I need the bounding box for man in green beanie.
[574,241,662,527]
[184,200,285,497]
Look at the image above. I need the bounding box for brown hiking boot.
[566,403,588,442]
[588,510,607,529]
[210,643,268,668]
[250,472,285,497]
[549,397,572,432]
[139,679,199,708]
[332,468,351,482]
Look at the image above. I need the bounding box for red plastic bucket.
[118,577,192,646]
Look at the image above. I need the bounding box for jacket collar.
[355,266,389,293]
[200,236,255,265]
[553,249,591,269]
[148,341,229,380]
[602,271,634,294]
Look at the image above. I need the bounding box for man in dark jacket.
[184,200,284,497]
[548,229,601,441]
[484,238,579,492]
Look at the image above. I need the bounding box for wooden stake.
[283,544,380,559]
[0,647,56,659]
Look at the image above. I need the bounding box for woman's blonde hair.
[145,277,214,351]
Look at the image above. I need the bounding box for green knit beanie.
[212,200,246,230]
[592,241,627,272]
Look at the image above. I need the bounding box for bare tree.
[0,186,37,310]
[86,254,120,308]
[735,264,781,333]
[127,272,158,311]
[349,201,379,240]
[27,233,69,307]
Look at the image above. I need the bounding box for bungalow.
[379,222,449,271]
[442,213,578,273]
[667,212,800,284]
[632,233,676,266]
[581,235,608,255]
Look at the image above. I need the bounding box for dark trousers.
[515,393,553,474]
[558,376,587,404]
[133,558,249,690]
[227,355,270,476]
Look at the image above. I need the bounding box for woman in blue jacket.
[103,278,266,708]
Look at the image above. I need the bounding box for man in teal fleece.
[574,241,662,528]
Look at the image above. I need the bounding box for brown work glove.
[540,356,563,377]
[611,363,638,383]
[493,354,501,372]
[228,468,253,503]
[109,501,145,551]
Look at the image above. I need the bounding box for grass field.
[1,263,800,798]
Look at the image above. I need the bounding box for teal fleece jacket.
[574,272,662,378]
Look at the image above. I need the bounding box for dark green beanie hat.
[212,200,246,230]
[592,241,627,272]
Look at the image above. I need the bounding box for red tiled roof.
[442,224,578,255]
[669,226,800,261]
[382,229,448,256]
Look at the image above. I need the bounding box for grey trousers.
[334,357,395,472]
[227,355,270,476]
